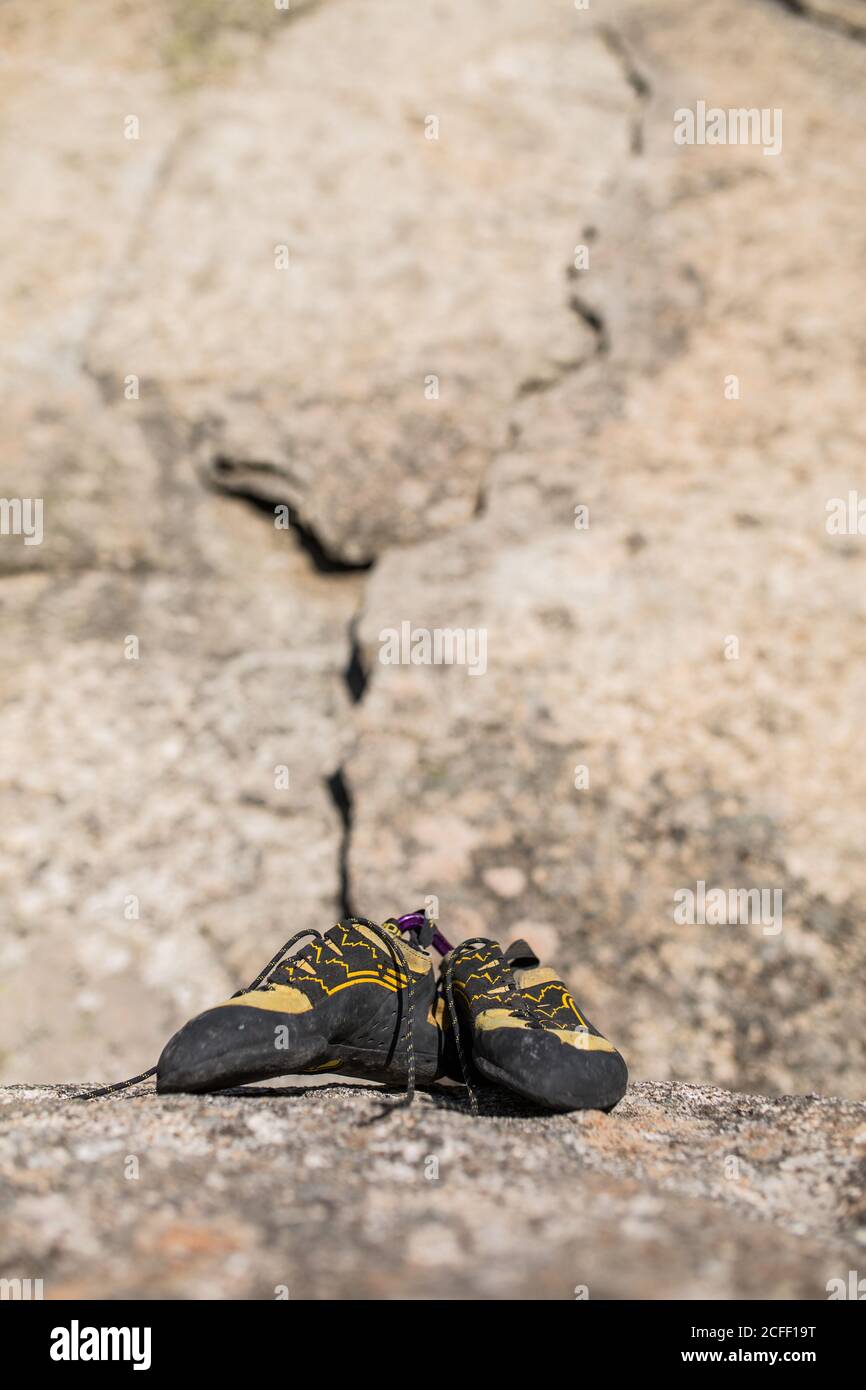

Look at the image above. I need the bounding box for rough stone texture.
[0,494,356,1081]
[0,1081,863,1299]
[84,0,636,561]
[0,3,358,1083]
[0,0,864,1130]
[348,0,866,1099]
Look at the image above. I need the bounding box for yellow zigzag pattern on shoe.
[520,979,589,1028]
[216,922,427,1013]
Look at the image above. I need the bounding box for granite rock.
[0,1080,863,1299]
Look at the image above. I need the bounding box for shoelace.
[75,917,427,1108]
[440,942,480,1117]
[350,914,423,1109]
[395,916,482,1113]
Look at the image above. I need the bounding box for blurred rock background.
[1,0,864,1099]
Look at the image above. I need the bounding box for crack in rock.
[199,462,374,922]
[567,289,611,357]
[205,458,375,575]
[344,614,369,704]
[325,766,355,919]
[598,23,652,99]
[598,23,653,156]
[516,263,611,399]
[767,0,866,42]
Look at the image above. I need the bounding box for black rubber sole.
[473,1051,628,1114]
[156,1003,444,1094]
[158,1046,445,1093]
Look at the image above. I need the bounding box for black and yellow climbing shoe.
[440,936,627,1114]
[156,914,446,1098]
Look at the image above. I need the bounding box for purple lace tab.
[395,911,425,931]
[395,911,453,956]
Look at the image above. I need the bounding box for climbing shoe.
[440,935,627,1113]
[156,914,446,1097]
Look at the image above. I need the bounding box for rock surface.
[1,1080,863,1299]
[0,0,864,1115]
[349,0,866,1099]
